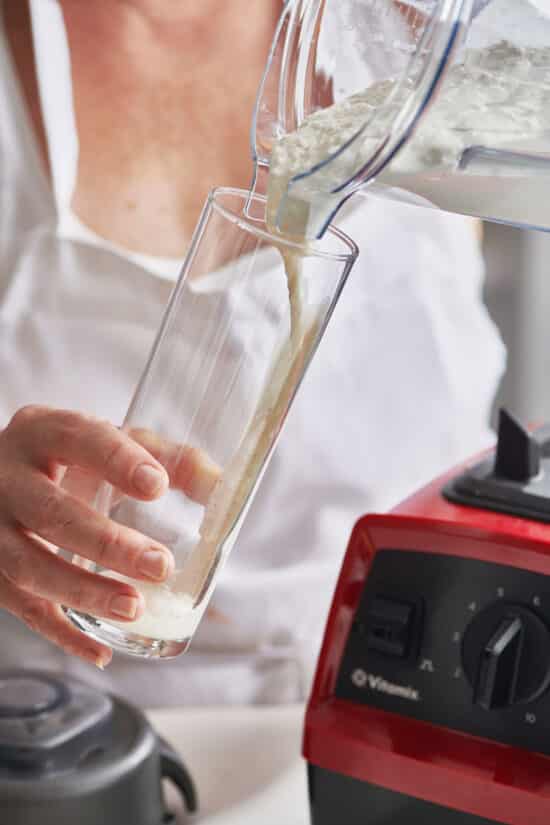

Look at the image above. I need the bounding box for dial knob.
[462,602,550,710]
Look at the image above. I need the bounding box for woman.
[0,0,504,705]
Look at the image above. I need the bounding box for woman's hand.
[0,405,219,668]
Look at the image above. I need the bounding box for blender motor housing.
[305,411,550,825]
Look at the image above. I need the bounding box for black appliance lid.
[0,672,67,719]
[444,409,550,523]
[0,670,112,769]
[0,669,197,824]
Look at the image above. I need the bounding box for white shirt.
[0,0,505,706]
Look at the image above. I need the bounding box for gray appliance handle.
[159,737,198,815]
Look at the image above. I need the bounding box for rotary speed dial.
[462,602,550,711]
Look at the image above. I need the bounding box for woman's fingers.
[6,406,169,500]
[5,471,174,583]
[0,526,147,621]
[7,408,221,506]
[60,465,103,507]
[61,434,221,511]
[0,573,112,668]
[0,406,224,665]
[129,427,220,504]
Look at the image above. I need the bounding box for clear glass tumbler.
[66,187,357,658]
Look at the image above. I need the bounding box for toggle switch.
[366,597,415,658]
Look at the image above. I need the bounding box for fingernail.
[133,464,166,495]
[196,458,222,504]
[110,593,139,620]
[98,658,112,670]
[137,549,171,581]
[92,649,112,670]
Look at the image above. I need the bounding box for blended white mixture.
[106,573,197,640]
[105,214,315,646]
[104,256,315,643]
[268,40,550,235]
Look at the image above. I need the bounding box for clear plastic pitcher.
[66,188,357,658]
[254,0,550,238]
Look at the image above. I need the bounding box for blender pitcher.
[66,188,357,658]
[253,0,550,239]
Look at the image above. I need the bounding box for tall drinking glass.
[66,187,357,658]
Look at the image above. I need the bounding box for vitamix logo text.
[351,669,421,702]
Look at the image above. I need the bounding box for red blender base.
[304,412,550,824]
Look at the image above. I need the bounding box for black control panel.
[335,550,550,755]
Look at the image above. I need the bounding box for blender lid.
[444,409,550,522]
[0,669,112,769]
[0,670,197,825]
[0,671,68,719]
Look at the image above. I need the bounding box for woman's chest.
[69,55,257,256]
[4,0,261,257]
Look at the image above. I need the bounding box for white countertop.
[147,705,310,825]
